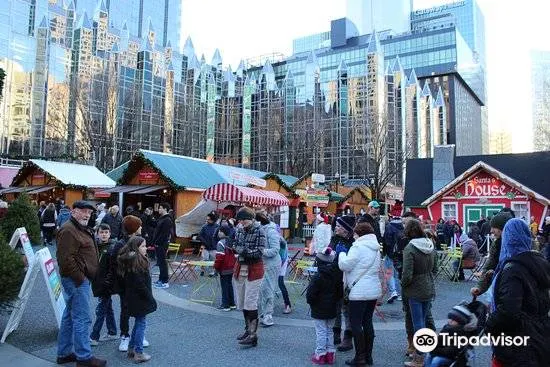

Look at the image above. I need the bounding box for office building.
[0,0,486,187]
[346,0,412,35]
[489,129,513,154]
[531,50,550,151]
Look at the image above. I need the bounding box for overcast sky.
[181,0,550,153]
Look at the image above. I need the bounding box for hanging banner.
[229,171,267,188]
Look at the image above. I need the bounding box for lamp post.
[334,172,340,193]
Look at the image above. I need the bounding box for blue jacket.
[199,222,220,251]
[56,208,71,228]
[383,219,404,259]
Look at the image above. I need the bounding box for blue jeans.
[220,274,235,307]
[129,316,146,353]
[57,277,92,361]
[90,296,117,341]
[384,256,400,295]
[409,298,431,333]
[425,354,453,366]
[313,318,335,355]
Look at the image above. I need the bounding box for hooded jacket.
[338,233,382,301]
[307,261,343,319]
[261,221,282,268]
[383,219,404,259]
[401,237,437,301]
[311,222,332,255]
[459,234,480,266]
[486,219,550,367]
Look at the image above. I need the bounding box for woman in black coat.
[485,218,550,367]
[118,236,157,363]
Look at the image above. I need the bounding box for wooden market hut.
[1,159,116,206]
[106,150,299,227]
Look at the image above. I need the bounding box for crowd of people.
[54,200,175,366]
[50,197,550,366]
[303,203,550,366]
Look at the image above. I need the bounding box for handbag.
[343,251,380,303]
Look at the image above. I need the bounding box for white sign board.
[1,233,65,343]
[311,173,326,183]
[279,206,290,229]
[9,228,35,266]
[37,248,65,326]
[230,171,267,188]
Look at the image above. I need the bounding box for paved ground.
[0,244,493,366]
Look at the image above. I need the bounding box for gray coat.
[261,222,282,268]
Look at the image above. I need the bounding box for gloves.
[335,244,348,255]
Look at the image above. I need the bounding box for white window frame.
[511,201,530,221]
[441,201,458,221]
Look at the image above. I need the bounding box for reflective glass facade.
[0,2,481,184]
[531,50,550,151]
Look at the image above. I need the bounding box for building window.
[442,202,458,221]
[511,202,529,221]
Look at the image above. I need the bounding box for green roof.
[117,150,298,190]
[277,174,299,187]
[329,191,345,201]
[106,161,129,182]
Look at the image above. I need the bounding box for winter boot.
[236,310,249,341]
[333,327,342,345]
[337,330,354,352]
[345,332,367,366]
[363,330,374,366]
[404,352,424,367]
[405,335,415,358]
[325,352,336,365]
[133,352,151,363]
[239,310,258,347]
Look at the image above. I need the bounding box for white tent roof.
[30,160,116,188]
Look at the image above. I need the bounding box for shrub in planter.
[0,192,41,245]
[0,237,25,311]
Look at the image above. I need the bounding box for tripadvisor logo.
[413,328,530,353]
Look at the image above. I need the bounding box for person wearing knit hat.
[328,216,355,350]
[425,304,478,366]
[471,212,512,297]
[122,215,142,237]
[307,247,341,364]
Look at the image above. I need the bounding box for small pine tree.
[0,234,25,311]
[0,193,41,245]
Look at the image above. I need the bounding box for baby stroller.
[427,297,488,367]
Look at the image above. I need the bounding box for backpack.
[384,221,404,259]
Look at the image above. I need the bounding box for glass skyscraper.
[0,0,485,186]
[531,50,550,151]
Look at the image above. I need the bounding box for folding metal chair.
[466,255,488,281]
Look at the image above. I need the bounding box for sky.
[181,0,550,153]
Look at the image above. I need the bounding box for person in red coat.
[214,225,237,311]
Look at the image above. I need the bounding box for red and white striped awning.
[202,183,289,207]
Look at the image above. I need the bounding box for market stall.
[1,159,115,206]
[176,183,289,238]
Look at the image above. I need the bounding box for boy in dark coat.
[307,247,342,365]
[90,224,117,345]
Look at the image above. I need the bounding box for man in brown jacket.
[56,201,107,367]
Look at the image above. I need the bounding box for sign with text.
[8,228,35,266]
[138,169,159,182]
[296,189,330,207]
[311,173,326,183]
[229,171,267,188]
[446,170,523,200]
[2,234,65,343]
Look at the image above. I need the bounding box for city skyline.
[181,0,550,153]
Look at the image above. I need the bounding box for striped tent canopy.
[202,183,289,207]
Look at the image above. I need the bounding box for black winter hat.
[219,225,232,237]
[448,305,471,326]
[490,213,512,230]
[336,215,356,233]
[235,207,255,221]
